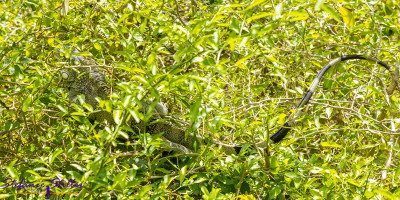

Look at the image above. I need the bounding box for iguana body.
[57,47,239,154]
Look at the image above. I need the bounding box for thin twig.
[173,0,187,26]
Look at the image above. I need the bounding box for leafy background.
[1,0,400,199]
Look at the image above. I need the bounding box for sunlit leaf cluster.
[1,0,400,199]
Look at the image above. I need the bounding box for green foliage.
[1,0,400,199]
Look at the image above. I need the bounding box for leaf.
[326,107,333,118]
[190,96,202,130]
[338,7,355,27]
[49,149,64,164]
[236,53,255,66]
[250,121,263,125]
[357,144,378,150]
[288,9,309,21]
[22,95,32,112]
[284,172,298,179]
[314,0,325,11]
[5,166,18,179]
[270,156,280,173]
[113,109,123,125]
[375,190,397,199]
[179,165,187,185]
[75,51,92,56]
[246,0,266,11]
[265,56,280,64]
[391,95,398,103]
[230,17,240,33]
[320,141,343,148]
[304,178,320,193]
[26,170,41,177]
[247,12,272,23]
[278,113,286,125]
[275,3,283,17]
[94,43,102,50]
[320,4,342,22]
[364,191,374,198]
[346,178,360,187]
[268,185,282,199]
[48,38,54,45]
[116,66,145,73]
[0,194,11,199]
[70,164,84,171]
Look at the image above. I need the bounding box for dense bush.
[1,0,400,199]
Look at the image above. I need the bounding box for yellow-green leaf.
[246,0,266,11]
[48,38,54,45]
[338,7,355,27]
[304,178,320,193]
[236,53,254,66]
[5,166,17,179]
[314,0,325,11]
[320,4,342,22]
[247,12,272,23]
[278,113,286,125]
[346,178,360,187]
[22,95,32,112]
[391,95,398,103]
[94,43,102,50]
[49,149,64,164]
[288,9,309,21]
[265,56,280,64]
[375,189,397,199]
[321,141,342,148]
[113,109,123,125]
[250,121,263,125]
[0,194,11,199]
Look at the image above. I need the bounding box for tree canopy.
[1,0,400,199]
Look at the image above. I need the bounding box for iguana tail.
[270,55,399,143]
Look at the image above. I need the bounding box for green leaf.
[365,191,374,198]
[94,43,102,50]
[0,194,11,199]
[48,38,54,45]
[113,109,123,125]
[22,95,32,112]
[315,0,325,11]
[278,113,286,125]
[338,7,355,27]
[304,178,320,193]
[54,102,67,113]
[375,190,397,199]
[275,3,283,17]
[288,9,309,21]
[190,96,202,130]
[321,141,343,148]
[236,53,255,66]
[391,95,398,103]
[71,163,84,171]
[346,178,360,187]
[247,12,272,23]
[326,107,333,118]
[265,56,280,64]
[268,185,282,199]
[26,170,41,177]
[270,156,280,173]
[246,0,266,11]
[49,149,64,164]
[179,165,187,185]
[320,4,342,22]
[5,166,18,179]
[230,17,240,33]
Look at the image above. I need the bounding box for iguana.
[56,47,241,154]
